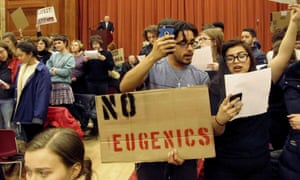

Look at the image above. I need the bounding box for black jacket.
[0,62,13,99]
[97,21,114,32]
[84,50,115,82]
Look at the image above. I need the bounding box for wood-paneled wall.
[4,0,78,43]
[80,0,287,57]
[0,0,5,37]
[3,0,289,58]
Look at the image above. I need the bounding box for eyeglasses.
[176,40,197,49]
[198,37,212,41]
[225,53,249,63]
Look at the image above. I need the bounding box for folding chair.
[0,129,23,180]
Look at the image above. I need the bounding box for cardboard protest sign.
[95,86,215,163]
[270,11,290,33]
[37,6,57,25]
[10,7,29,30]
[111,48,125,65]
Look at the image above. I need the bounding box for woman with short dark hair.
[205,4,300,179]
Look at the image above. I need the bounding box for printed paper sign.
[111,48,125,65]
[191,47,214,71]
[37,6,57,25]
[84,50,100,59]
[225,68,272,120]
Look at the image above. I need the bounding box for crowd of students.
[1,2,300,180]
[120,3,300,180]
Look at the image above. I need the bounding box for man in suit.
[97,16,114,33]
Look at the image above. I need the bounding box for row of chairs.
[0,129,23,180]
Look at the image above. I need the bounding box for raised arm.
[36,24,42,37]
[120,35,176,92]
[269,4,300,83]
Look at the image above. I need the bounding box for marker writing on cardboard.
[102,93,136,120]
[111,127,210,152]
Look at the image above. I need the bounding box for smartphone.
[158,25,174,37]
[229,92,242,102]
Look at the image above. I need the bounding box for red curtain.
[79,0,287,57]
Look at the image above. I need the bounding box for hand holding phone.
[158,25,174,37]
[157,25,175,55]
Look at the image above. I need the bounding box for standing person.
[24,128,92,180]
[46,35,77,120]
[276,4,300,180]
[106,42,121,93]
[70,40,86,94]
[139,25,159,56]
[197,28,223,79]
[268,39,294,151]
[198,28,223,65]
[36,36,52,64]
[2,32,18,56]
[120,20,209,180]
[2,32,22,84]
[97,15,114,33]
[9,42,51,142]
[84,35,115,95]
[204,4,300,179]
[47,35,75,104]
[279,62,300,179]
[84,35,115,136]
[241,28,267,66]
[0,41,15,129]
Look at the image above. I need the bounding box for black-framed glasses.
[225,53,249,63]
[176,40,197,49]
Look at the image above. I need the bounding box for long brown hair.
[0,41,14,65]
[26,128,92,180]
[209,39,256,98]
[200,28,224,63]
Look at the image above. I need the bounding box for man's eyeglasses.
[176,40,197,49]
[225,53,249,63]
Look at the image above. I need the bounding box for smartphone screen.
[159,25,174,37]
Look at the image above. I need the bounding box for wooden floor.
[83,137,135,180]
